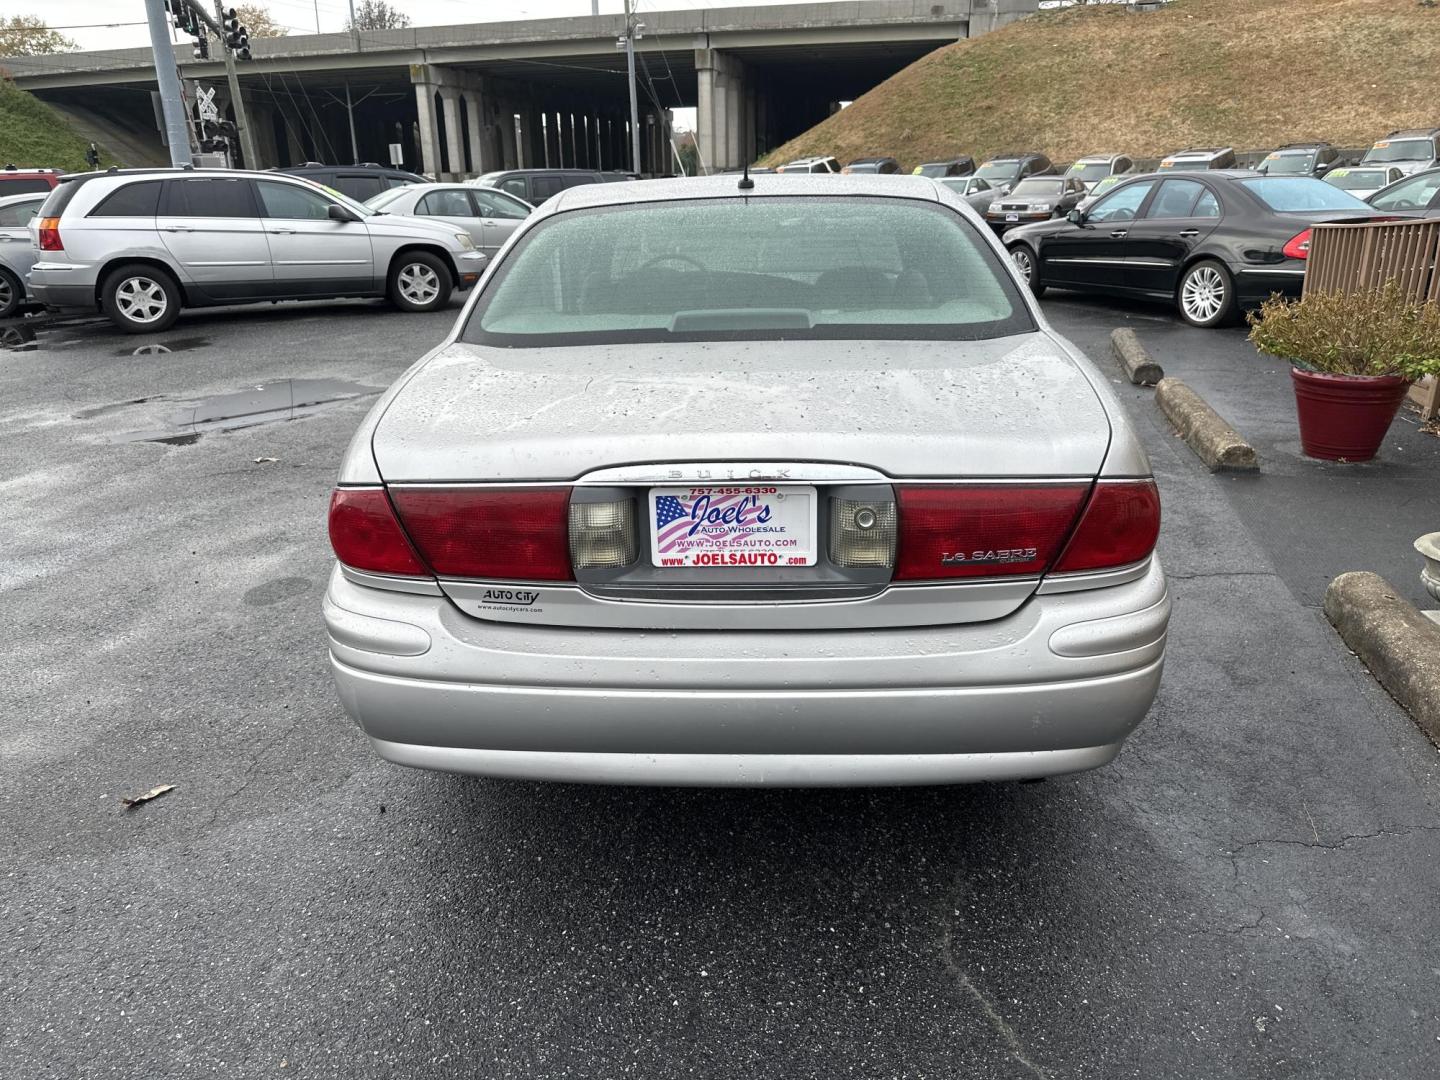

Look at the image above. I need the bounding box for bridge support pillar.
[725,67,742,171]
[412,70,443,179]
[437,86,464,179]
[244,98,279,169]
[696,49,747,173]
[463,88,490,175]
[498,103,517,170]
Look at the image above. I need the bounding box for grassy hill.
[761,0,1440,168]
[0,78,112,169]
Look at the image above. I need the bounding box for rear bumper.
[1233,264,1305,306]
[27,263,96,310]
[367,738,1126,787]
[324,558,1170,786]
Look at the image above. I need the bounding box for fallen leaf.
[254,457,278,464]
[121,784,175,809]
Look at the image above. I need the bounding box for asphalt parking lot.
[4,295,1440,1078]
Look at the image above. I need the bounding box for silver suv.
[28,168,488,333]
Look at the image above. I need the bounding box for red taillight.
[894,485,1090,580]
[328,488,429,577]
[1282,228,1312,260]
[37,216,63,251]
[1051,479,1161,574]
[388,487,572,581]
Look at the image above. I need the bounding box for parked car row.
[1000,170,1406,328]
[22,167,490,332]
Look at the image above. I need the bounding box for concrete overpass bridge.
[4,0,1038,176]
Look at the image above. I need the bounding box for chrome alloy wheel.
[0,274,14,313]
[1010,247,1035,283]
[1180,264,1226,324]
[397,262,441,306]
[115,275,169,324]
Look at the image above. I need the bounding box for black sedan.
[1003,171,1386,328]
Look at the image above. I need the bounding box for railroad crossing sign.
[196,85,220,123]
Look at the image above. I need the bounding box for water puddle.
[1,325,38,351]
[104,378,380,445]
[114,336,212,357]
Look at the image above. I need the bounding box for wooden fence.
[1305,219,1440,420]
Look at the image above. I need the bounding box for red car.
[0,166,64,195]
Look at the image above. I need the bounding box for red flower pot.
[1289,367,1411,462]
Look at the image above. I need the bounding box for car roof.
[1273,142,1331,150]
[848,157,896,163]
[0,191,47,207]
[1167,147,1232,156]
[548,173,946,211]
[1385,128,1440,138]
[1073,154,1127,162]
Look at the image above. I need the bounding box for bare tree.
[0,15,77,56]
[345,0,412,32]
[234,4,287,38]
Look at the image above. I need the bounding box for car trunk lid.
[370,334,1110,482]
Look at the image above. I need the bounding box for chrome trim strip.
[1036,557,1152,595]
[1047,257,1130,266]
[384,475,1100,488]
[439,578,1041,629]
[1236,267,1306,276]
[1127,259,1174,268]
[340,564,444,596]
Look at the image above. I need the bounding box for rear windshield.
[38,177,84,218]
[1010,178,1064,198]
[1237,177,1370,212]
[0,177,53,194]
[1066,162,1114,181]
[1260,152,1315,176]
[364,187,412,210]
[1363,138,1434,164]
[463,196,1032,347]
[975,160,1019,181]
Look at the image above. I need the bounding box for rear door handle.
[1178,229,1200,238]
[163,225,194,232]
[1110,229,1129,239]
[269,227,297,234]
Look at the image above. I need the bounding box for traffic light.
[193,34,209,61]
[224,9,251,60]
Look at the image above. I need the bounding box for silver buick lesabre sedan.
[324,174,1169,787]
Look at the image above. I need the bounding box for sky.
[32,0,802,52]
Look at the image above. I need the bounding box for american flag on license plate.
[653,490,754,554]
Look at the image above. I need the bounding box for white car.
[1324,165,1406,201]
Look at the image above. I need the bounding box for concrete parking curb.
[1111,328,1164,386]
[1154,378,1259,472]
[1325,572,1440,743]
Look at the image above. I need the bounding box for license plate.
[1005,213,1019,222]
[650,486,817,568]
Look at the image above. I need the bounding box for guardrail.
[1305,219,1440,421]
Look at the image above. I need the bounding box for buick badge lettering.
[940,548,1039,566]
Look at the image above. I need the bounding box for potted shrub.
[1248,284,1440,461]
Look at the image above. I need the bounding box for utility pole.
[618,0,642,175]
[214,0,258,167]
[145,0,195,167]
